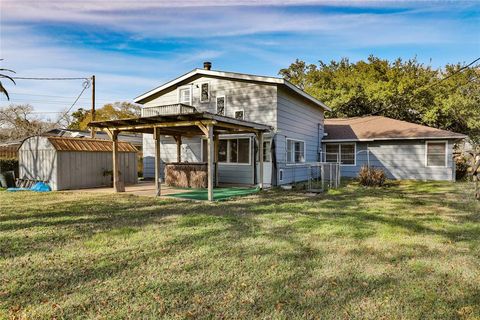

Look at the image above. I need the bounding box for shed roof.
[324,116,467,142]
[47,137,137,152]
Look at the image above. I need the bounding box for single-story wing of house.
[322,116,467,181]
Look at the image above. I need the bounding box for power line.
[11,76,90,81]
[50,79,91,127]
[421,57,480,91]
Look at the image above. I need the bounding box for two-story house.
[134,62,330,187]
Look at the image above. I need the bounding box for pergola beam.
[154,127,161,197]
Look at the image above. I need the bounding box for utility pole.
[91,75,96,138]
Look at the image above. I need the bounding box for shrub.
[358,165,386,187]
[0,158,18,176]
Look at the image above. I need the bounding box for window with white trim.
[216,96,226,116]
[202,138,250,164]
[234,110,244,120]
[200,83,209,102]
[325,143,355,165]
[426,141,447,167]
[286,139,305,163]
[178,87,191,105]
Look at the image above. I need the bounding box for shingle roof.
[324,116,467,141]
[47,137,138,152]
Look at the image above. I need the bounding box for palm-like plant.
[0,60,16,100]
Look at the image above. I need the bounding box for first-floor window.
[286,139,305,163]
[426,141,447,167]
[325,143,355,165]
[203,138,250,164]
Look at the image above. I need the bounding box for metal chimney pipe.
[203,61,212,70]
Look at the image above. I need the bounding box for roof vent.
[203,61,212,70]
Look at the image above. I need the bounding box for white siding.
[142,75,277,185]
[275,87,325,185]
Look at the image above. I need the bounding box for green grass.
[0,180,479,319]
[168,187,260,201]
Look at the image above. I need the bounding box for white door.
[262,140,272,186]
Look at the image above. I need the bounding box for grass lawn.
[1,181,479,319]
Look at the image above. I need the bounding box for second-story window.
[234,110,244,120]
[216,96,226,116]
[200,83,209,102]
[178,87,191,105]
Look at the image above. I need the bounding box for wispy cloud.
[1,0,478,114]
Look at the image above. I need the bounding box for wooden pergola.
[88,109,272,201]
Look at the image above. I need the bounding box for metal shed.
[18,136,138,190]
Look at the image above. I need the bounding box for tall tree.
[71,101,141,130]
[279,56,480,142]
[0,104,52,142]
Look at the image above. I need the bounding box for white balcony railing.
[141,104,197,117]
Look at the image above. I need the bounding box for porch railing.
[141,104,197,117]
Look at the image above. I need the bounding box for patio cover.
[88,108,272,201]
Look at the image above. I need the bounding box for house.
[133,62,466,186]
[322,116,466,181]
[135,62,331,187]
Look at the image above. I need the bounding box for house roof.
[47,137,138,152]
[323,116,467,142]
[133,68,331,112]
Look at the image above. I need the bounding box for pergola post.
[154,128,161,197]
[207,124,214,201]
[214,133,219,187]
[112,130,125,192]
[257,132,264,189]
[175,135,182,163]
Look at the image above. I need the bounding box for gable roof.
[134,68,331,111]
[323,116,467,142]
[47,137,138,152]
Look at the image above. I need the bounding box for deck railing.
[141,104,197,117]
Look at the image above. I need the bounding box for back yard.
[1,181,479,319]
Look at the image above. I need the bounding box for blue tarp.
[7,182,51,192]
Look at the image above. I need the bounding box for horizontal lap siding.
[324,140,455,181]
[142,76,277,185]
[276,87,325,185]
[143,135,202,179]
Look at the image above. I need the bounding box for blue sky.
[1,0,479,116]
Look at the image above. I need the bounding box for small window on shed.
[200,83,209,102]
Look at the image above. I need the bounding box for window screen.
[426,142,446,167]
[325,144,340,162]
[234,110,244,120]
[340,144,355,165]
[238,138,250,163]
[216,96,225,116]
[200,83,209,102]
